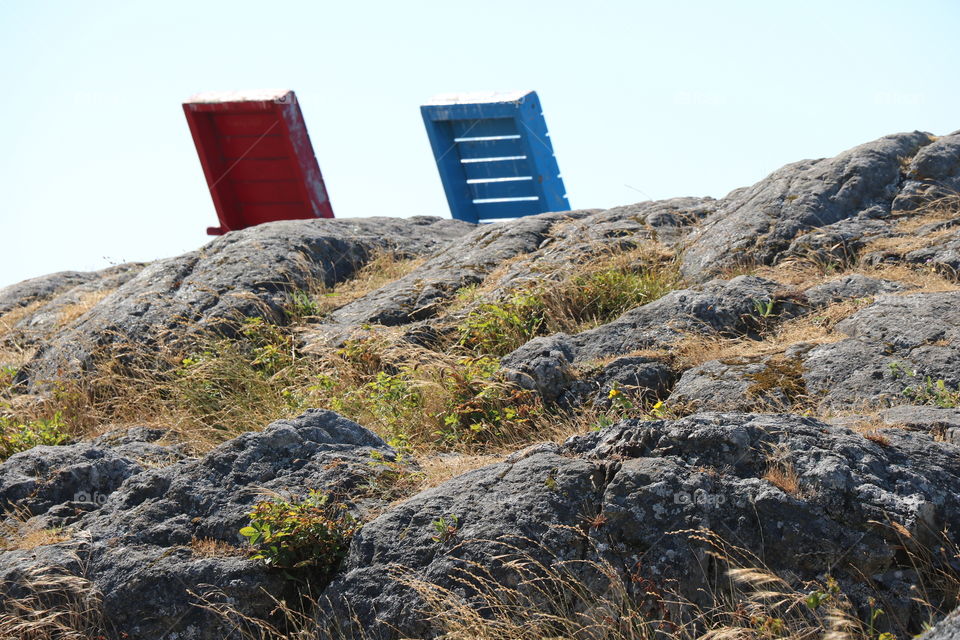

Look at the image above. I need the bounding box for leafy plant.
[0,365,17,390]
[0,412,70,460]
[888,362,960,408]
[804,576,839,610]
[431,514,460,544]
[458,292,546,357]
[364,450,425,501]
[752,298,777,319]
[285,289,323,321]
[239,489,359,575]
[319,345,541,451]
[458,249,681,357]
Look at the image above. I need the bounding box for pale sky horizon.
[2,0,959,289]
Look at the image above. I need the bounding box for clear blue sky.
[2,0,958,288]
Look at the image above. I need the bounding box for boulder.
[502,276,798,402]
[20,217,470,388]
[803,291,960,408]
[322,413,960,638]
[802,273,907,306]
[681,132,935,281]
[0,409,411,639]
[0,426,185,521]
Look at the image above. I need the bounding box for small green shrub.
[430,514,460,543]
[285,289,323,321]
[239,489,359,574]
[905,376,960,408]
[458,253,681,356]
[0,412,70,460]
[458,292,546,357]
[889,362,960,408]
[317,343,541,451]
[0,365,17,390]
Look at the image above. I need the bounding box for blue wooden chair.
[421,90,570,223]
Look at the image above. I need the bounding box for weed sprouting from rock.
[888,361,960,408]
[240,489,359,577]
[458,248,682,356]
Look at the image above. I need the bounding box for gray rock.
[893,132,960,211]
[923,608,960,640]
[0,426,185,521]
[668,354,808,412]
[880,405,960,444]
[302,198,717,350]
[787,215,895,265]
[669,358,767,411]
[503,276,797,402]
[590,356,674,404]
[303,214,566,344]
[803,273,907,306]
[21,217,470,389]
[322,413,960,638]
[573,275,802,361]
[0,442,143,519]
[905,229,960,276]
[0,409,409,640]
[81,410,393,545]
[7,263,144,345]
[803,291,960,408]
[0,271,99,316]
[681,132,935,281]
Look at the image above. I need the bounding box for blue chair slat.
[421,90,569,223]
[462,158,530,180]
[468,179,538,200]
[450,118,519,138]
[456,137,526,160]
[473,199,543,218]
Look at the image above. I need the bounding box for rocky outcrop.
[0,427,185,522]
[3,129,960,638]
[803,291,960,408]
[0,271,103,316]
[303,213,571,344]
[4,263,144,346]
[681,131,948,281]
[19,217,470,388]
[501,275,800,402]
[322,413,960,638]
[802,273,907,306]
[0,410,410,639]
[302,197,717,350]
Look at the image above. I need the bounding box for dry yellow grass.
[0,505,70,551]
[189,536,244,558]
[308,251,425,318]
[669,298,863,372]
[55,289,113,327]
[762,463,801,496]
[0,525,70,552]
[0,563,108,640]
[415,454,502,491]
[0,300,44,339]
[762,443,802,496]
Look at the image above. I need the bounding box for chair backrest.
[421,90,569,223]
[183,89,334,235]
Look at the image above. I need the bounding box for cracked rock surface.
[322,413,960,639]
